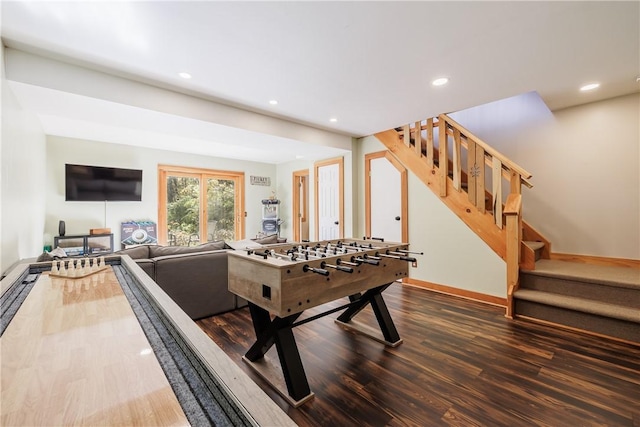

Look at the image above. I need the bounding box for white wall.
[45,136,277,249]
[1,45,47,274]
[355,136,506,297]
[451,92,640,260]
[276,151,354,241]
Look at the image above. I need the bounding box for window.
[158,165,244,245]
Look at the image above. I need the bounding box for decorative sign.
[250,176,271,186]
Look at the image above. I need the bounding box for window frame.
[158,165,245,245]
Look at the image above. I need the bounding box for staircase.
[375,114,640,343]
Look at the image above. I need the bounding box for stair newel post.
[510,170,523,248]
[504,193,522,318]
[438,115,448,197]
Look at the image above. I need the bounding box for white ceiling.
[2,1,639,163]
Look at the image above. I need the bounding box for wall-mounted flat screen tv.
[65,164,142,201]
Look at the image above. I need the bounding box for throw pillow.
[149,240,226,257]
[253,234,278,245]
[36,251,54,262]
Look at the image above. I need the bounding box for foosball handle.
[303,265,330,276]
[321,261,354,274]
[336,265,354,273]
[352,256,380,266]
[384,250,416,262]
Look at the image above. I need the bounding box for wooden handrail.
[440,114,532,179]
[504,193,522,215]
[397,117,533,188]
[444,128,533,189]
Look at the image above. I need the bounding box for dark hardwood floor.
[197,283,640,426]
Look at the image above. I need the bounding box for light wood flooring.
[198,283,640,426]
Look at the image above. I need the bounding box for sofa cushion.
[134,258,156,280]
[149,240,226,258]
[117,245,152,259]
[153,250,234,319]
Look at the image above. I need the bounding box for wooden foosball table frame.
[228,238,418,406]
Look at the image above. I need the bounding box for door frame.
[292,169,309,242]
[365,151,408,243]
[314,157,344,240]
[158,164,245,245]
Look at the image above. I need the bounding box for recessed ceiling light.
[432,77,449,86]
[295,155,304,159]
[178,72,192,79]
[580,83,600,91]
[329,118,338,123]
[269,100,278,105]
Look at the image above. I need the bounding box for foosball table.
[228,238,421,406]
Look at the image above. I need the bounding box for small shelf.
[54,234,114,257]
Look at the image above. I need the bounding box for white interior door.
[370,157,402,242]
[317,162,340,240]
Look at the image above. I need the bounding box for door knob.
[395,216,401,221]
[334,221,339,225]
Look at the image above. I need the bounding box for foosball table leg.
[274,325,310,402]
[335,283,403,347]
[243,303,313,406]
[370,291,401,344]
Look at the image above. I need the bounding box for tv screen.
[65,164,142,201]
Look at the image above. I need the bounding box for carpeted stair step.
[523,241,545,261]
[515,259,640,342]
[514,296,640,343]
[514,289,640,323]
[514,291,640,343]
[519,260,640,307]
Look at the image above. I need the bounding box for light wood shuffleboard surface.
[0,267,189,426]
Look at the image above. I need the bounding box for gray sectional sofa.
[116,241,243,319]
[115,234,286,320]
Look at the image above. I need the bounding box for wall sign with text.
[250,176,271,186]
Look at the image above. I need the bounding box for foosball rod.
[247,250,270,259]
[268,250,295,261]
[351,256,380,265]
[375,252,417,262]
[295,249,324,258]
[362,236,385,241]
[320,261,354,273]
[302,264,330,276]
[336,258,359,267]
[388,249,424,256]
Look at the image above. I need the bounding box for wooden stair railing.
[375,113,536,316]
